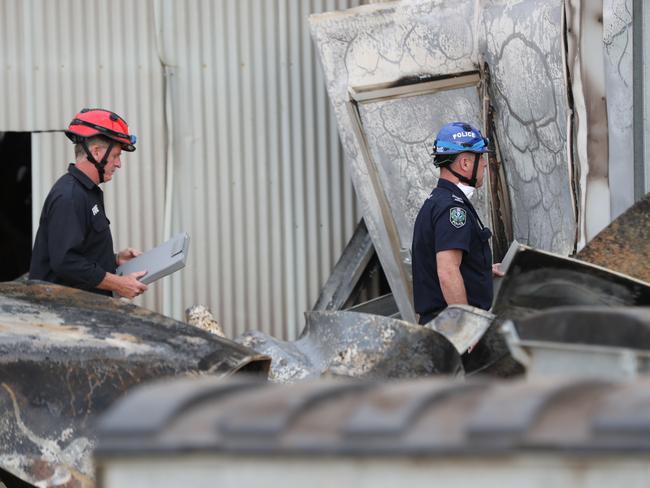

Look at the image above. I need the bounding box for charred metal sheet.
[236,311,461,383]
[576,192,650,283]
[481,0,575,254]
[512,306,650,348]
[502,307,650,379]
[0,281,270,487]
[462,241,650,377]
[312,219,375,311]
[424,305,494,355]
[95,376,650,462]
[493,241,650,321]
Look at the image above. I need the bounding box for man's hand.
[492,262,505,277]
[116,247,142,267]
[97,270,148,299]
[115,271,148,298]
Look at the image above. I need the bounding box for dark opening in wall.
[0,132,32,281]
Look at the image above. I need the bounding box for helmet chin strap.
[447,153,481,187]
[81,141,114,183]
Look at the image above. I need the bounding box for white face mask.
[457,182,475,200]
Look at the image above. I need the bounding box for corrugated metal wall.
[161,0,363,339]
[1,0,362,339]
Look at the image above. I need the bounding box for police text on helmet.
[452,131,476,139]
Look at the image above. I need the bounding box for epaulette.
[451,194,465,204]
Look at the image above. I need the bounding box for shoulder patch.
[449,207,467,228]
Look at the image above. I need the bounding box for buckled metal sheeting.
[502,306,650,379]
[494,242,650,319]
[0,281,270,487]
[95,376,650,457]
[236,311,462,383]
[424,305,494,355]
[460,242,650,377]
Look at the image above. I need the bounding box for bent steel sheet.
[424,305,495,355]
[237,311,462,383]
[467,242,650,377]
[502,306,650,379]
[0,281,269,487]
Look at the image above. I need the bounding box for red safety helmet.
[65,108,136,183]
[66,108,136,151]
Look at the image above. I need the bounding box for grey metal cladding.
[480,0,574,254]
[310,0,576,320]
[604,0,634,217]
[95,377,650,456]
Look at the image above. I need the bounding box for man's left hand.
[116,247,142,266]
[492,262,505,277]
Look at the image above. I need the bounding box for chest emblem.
[449,207,467,228]
[91,204,99,216]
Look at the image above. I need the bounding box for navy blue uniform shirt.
[29,164,116,296]
[412,178,493,324]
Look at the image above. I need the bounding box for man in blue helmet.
[411,121,503,325]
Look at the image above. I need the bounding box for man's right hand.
[115,271,148,298]
[98,270,148,299]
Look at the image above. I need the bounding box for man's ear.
[458,154,471,171]
[90,143,105,160]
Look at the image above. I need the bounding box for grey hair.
[74,136,111,160]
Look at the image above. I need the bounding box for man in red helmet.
[29,108,148,299]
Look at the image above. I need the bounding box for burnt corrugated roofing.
[96,376,650,457]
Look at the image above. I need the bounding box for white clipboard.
[116,233,190,285]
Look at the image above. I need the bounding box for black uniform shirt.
[29,164,116,296]
[412,178,493,324]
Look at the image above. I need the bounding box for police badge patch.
[449,207,467,228]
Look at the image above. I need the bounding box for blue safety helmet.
[432,122,490,167]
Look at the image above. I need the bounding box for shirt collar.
[437,178,466,200]
[68,164,100,191]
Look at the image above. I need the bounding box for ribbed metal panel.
[2,0,361,338]
[161,0,362,339]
